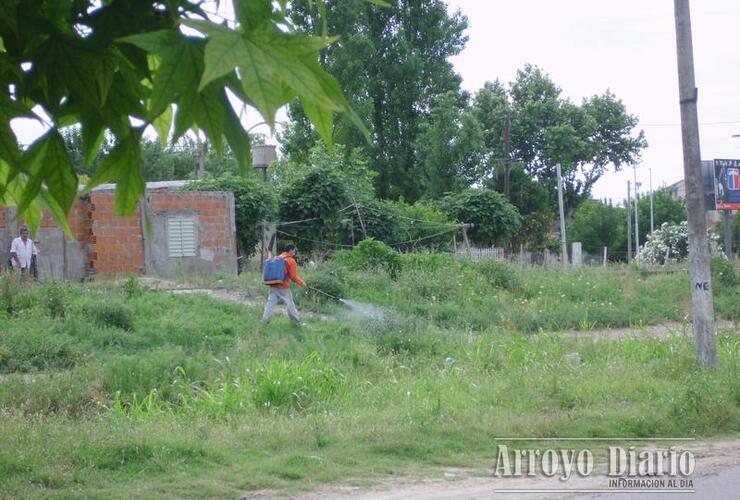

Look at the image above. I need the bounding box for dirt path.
[568,319,737,341]
[243,438,740,500]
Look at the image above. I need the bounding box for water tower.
[251,144,277,182]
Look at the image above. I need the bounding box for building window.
[168,216,197,257]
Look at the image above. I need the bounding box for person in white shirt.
[10,226,38,278]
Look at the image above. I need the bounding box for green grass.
[0,262,738,498]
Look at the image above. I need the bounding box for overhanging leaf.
[18,130,78,217]
[177,85,225,156]
[234,0,273,30]
[222,95,251,175]
[153,104,173,145]
[118,30,204,116]
[39,189,73,236]
[80,112,105,167]
[301,98,334,147]
[83,130,144,216]
[114,150,145,216]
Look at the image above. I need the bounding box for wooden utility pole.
[351,195,367,239]
[627,181,632,263]
[674,0,716,368]
[502,111,512,199]
[459,223,473,260]
[556,164,568,266]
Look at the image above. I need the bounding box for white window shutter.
[168,217,197,257]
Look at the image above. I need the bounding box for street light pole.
[627,181,632,263]
[633,166,640,255]
[556,164,568,266]
[649,168,654,234]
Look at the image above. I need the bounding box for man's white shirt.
[10,237,38,269]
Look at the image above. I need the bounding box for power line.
[640,119,740,127]
[355,203,458,228]
[276,229,354,248]
[274,217,320,226]
[386,227,460,248]
[277,225,460,249]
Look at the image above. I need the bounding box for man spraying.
[261,244,306,326]
[10,226,38,279]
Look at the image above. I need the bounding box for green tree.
[441,188,521,247]
[471,65,647,214]
[272,143,375,201]
[283,0,468,201]
[0,0,368,231]
[637,189,686,238]
[487,164,554,251]
[414,91,483,198]
[278,167,351,254]
[140,138,197,181]
[568,200,626,257]
[469,80,510,186]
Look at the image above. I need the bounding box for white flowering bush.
[636,221,721,265]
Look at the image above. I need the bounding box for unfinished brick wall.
[2,186,236,278]
[87,192,144,276]
[148,191,236,270]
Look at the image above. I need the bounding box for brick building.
[1,181,237,280]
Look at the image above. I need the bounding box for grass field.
[0,257,738,498]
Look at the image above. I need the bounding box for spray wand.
[305,285,343,302]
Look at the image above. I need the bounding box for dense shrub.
[568,200,626,255]
[478,260,520,291]
[711,255,737,288]
[278,167,350,254]
[399,252,455,271]
[340,200,455,251]
[81,301,135,331]
[0,326,80,373]
[103,348,210,404]
[637,221,721,264]
[345,239,402,278]
[304,268,347,302]
[441,188,521,247]
[251,353,343,410]
[40,280,76,318]
[184,175,275,259]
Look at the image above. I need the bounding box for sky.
[444,0,740,203]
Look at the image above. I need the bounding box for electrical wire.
[274,217,320,226]
[277,225,459,249]
[276,229,354,248]
[386,227,460,248]
[640,119,740,127]
[354,203,458,228]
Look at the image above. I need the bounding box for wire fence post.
[460,223,473,260]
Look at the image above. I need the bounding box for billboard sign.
[713,159,740,210]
